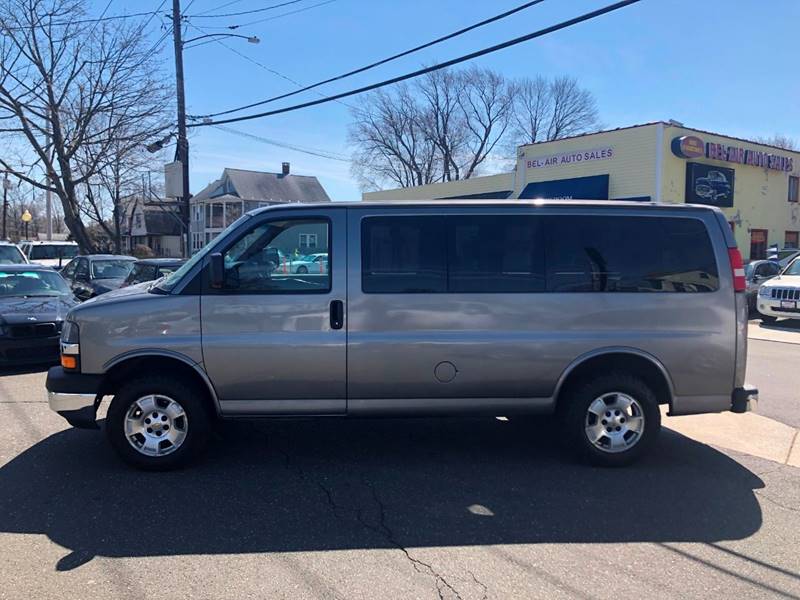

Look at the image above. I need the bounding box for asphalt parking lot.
[0,330,798,599]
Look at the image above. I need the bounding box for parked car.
[0,265,78,366]
[20,241,79,269]
[289,252,328,274]
[59,255,136,301]
[694,170,732,203]
[46,201,757,470]
[756,257,800,323]
[121,258,186,288]
[777,249,800,269]
[0,241,28,265]
[745,260,781,312]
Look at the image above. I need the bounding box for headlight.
[61,320,79,344]
[758,286,772,297]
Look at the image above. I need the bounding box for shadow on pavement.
[757,319,800,332]
[0,416,764,570]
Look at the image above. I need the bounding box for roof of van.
[249,199,721,214]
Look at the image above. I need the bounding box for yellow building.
[363,122,800,260]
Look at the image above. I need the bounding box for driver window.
[75,259,89,281]
[220,219,330,293]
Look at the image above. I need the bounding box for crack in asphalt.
[269,434,479,600]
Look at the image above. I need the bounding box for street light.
[21,209,32,241]
[2,174,12,241]
[182,33,261,46]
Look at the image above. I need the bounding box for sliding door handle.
[329,300,344,330]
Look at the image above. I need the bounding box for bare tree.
[0,0,173,252]
[349,68,597,190]
[754,134,797,151]
[457,66,514,179]
[350,85,438,190]
[350,67,515,190]
[510,75,600,146]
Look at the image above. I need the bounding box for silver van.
[46,201,757,469]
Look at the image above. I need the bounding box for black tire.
[760,315,777,324]
[561,372,660,467]
[297,265,308,274]
[106,375,211,470]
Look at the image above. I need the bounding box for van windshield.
[155,213,252,293]
[29,245,78,260]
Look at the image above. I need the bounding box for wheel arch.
[99,350,221,418]
[553,347,675,411]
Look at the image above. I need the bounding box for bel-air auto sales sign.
[526,146,614,169]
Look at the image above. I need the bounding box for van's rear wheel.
[562,373,660,467]
[106,375,211,470]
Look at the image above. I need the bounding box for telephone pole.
[171,0,190,257]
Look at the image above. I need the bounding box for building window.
[134,213,142,229]
[789,176,799,203]
[786,231,799,249]
[299,233,318,249]
[750,229,768,260]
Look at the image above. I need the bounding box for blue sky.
[106,0,800,200]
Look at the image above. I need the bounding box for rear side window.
[362,216,446,293]
[545,216,719,292]
[361,214,718,294]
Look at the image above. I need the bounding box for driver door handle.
[329,300,344,330]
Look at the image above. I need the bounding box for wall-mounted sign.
[671,136,705,159]
[525,146,614,170]
[671,136,794,172]
[519,174,610,200]
[685,162,735,207]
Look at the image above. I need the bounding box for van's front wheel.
[562,373,660,467]
[106,376,211,470]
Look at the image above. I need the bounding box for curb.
[663,407,800,468]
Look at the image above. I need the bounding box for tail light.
[728,248,746,292]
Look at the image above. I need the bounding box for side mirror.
[209,252,224,289]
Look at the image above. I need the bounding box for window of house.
[299,233,318,249]
[789,176,799,203]
[225,202,242,225]
[786,231,799,249]
[750,229,768,260]
[134,213,142,229]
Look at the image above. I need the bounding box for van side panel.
[346,205,736,415]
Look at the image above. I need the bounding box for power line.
[188,0,643,128]
[191,0,248,16]
[184,22,356,109]
[225,0,336,29]
[187,0,307,19]
[0,9,161,32]
[212,125,349,161]
[191,0,549,120]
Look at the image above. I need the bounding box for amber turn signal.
[61,355,77,370]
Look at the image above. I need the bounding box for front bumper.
[757,298,800,319]
[46,367,104,429]
[731,385,758,414]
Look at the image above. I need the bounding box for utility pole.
[2,173,11,240]
[45,130,52,240]
[171,0,191,258]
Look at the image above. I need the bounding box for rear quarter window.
[545,215,719,292]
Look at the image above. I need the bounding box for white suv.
[0,241,28,265]
[757,257,800,322]
[20,241,79,269]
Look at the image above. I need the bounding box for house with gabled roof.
[189,162,330,252]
